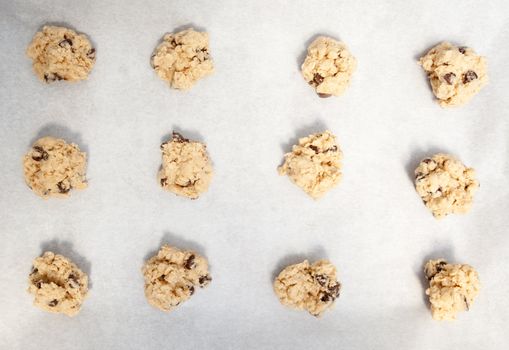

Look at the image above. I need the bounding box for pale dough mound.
[419,42,488,107]
[158,132,213,199]
[424,259,480,321]
[301,36,357,97]
[28,252,88,317]
[26,26,96,83]
[278,130,342,199]
[142,245,212,312]
[274,260,341,317]
[414,153,479,218]
[23,137,87,199]
[151,28,214,90]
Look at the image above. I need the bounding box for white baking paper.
[1,0,509,349]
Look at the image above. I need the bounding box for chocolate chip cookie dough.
[151,28,214,90]
[158,132,213,199]
[274,260,341,317]
[424,259,480,321]
[278,130,342,199]
[301,36,357,97]
[28,252,89,317]
[27,26,96,83]
[414,153,479,218]
[23,137,87,198]
[419,42,488,107]
[142,245,212,312]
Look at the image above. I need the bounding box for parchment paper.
[1,1,508,349]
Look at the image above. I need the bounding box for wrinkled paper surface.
[1,1,508,349]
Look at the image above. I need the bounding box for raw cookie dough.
[419,42,488,107]
[414,153,479,218]
[158,132,213,199]
[424,259,480,321]
[151,28,214,90]
[26,25,96,83]
[23,137,87,198]
[28,252,88,317]
[278,130,342,199]
[274,260,341,317]
[301,36,357,97]
[142,245,212,312]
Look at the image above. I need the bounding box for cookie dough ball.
[274,260,341,317]
[424,259,480,321]
[158,132,213,199]
[142,245,212,312]
[28,252,88,317]
[301,36,357,97]
[278,130,342,199]
[151,28,214,90]
[26,26,96,83]
[414,153,479,218]
[23,137,87,198]
[419,42,488,107]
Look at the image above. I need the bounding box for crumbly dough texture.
[301,36,357,97]
[23,137,87,199]
[278,130,342,199]
[414,153,478,218]
[142,245,212,312]
[28,252,88,317]
[274,260,341,317]
[158,132,213,199]
[151,28,214,90]
[26,26,96,83]
[419,42,488,107]
[424,259,480,321]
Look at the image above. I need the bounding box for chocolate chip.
[435,261,447,274]
[172,132,189,143]
[463,70,478,84]
[199,275,211,286]
[171,39,177,47]
[321,293,331,302]
[422,158,432,164]
[44,73,64,82]
[68,274,79,288]
[57,181,70,194]
[160,178,168,187]
[189,286,195,296]
[31,267,38,275]
[309,145,319,154]
[48,299,58,307]
[185,254,196,269]
[458,47,467,54]
[314,274,328,286]
[317,93,332,98]
[86,48,96,60]
[464,296,469,311]
[313,73,324,85]
[36,281,42,288]
[325,146,338,152]
[59,37,73,47]
[329,283,341,297]
[31,146,49,161]
[443,72,456,85]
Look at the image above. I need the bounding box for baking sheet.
[1,0,509,349]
